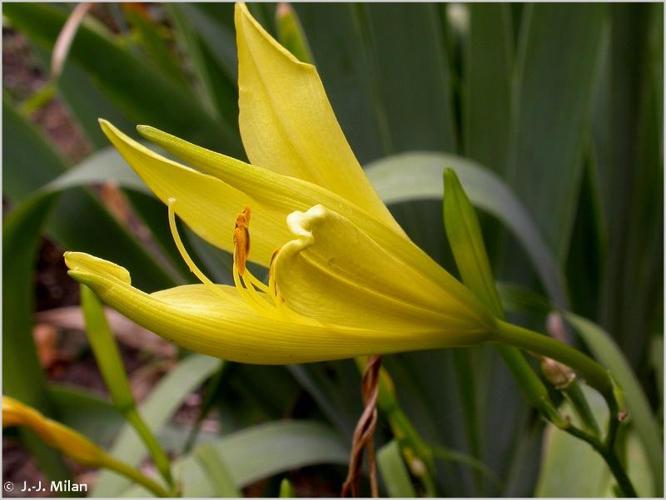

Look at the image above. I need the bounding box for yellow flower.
[64,3,495,364]
[3,396,107,466]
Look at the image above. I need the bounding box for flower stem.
[494,320,637,497]
[494,320,613,400]
[102,456,171,497]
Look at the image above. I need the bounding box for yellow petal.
[3,396,106,466]
[136,125,468,307]
[235,3,395,227]
[65,252,482,364]
[99,119,291,266]
[274,205,494,338]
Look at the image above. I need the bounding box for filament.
[167,198,230,303]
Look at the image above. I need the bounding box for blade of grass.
[3,3,240,154]
[193,443,241,497]
[3,192,72,484]
[122,421,349,497]
[377,440,416,497]
[93,355,219,496]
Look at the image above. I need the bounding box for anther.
[233,207,251,275]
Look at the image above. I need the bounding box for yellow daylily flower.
[64,3,496,364]
[3,396,109,466]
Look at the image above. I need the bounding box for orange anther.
[233,207,251,275]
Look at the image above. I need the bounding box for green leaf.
[295,4,386,162]
[193,443,241,497]
[361,3,457,152]
[365,152,567,307]
[507,4,606,259]
[378,440,416,497]
[276,3,314,64]
[122,421,349,497]
[464,4,513,175]
[123,7,190,89]
[594,4,663,368]
[92,354,219,497]
[3,3,240,154]
[167,4,228,119]
[80,285,134,410]
[443,168,503,315]
[536,386,654,497]
[498,283,663,495]
[288,362,361,438]
[3,192,72,483]
[47,384,123,446]
[3,100,179,291]
[279,478,295,498]
[565,313,663,495]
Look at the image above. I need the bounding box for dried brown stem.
[342,355,382,497]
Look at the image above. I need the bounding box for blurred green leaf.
[565,313,663,494]
[80,285,134,410]
[279,478,295,498]
[594,4,663,368]
[498,283,663,495]
[366,152,567,307]
[3,3,241,154]
[464,4,513,176]
[123,7,189,89]
[3,100,179,291]
[3,192,72,483]
[536,386,654,497]
[361,3,457,153]
[47,384,123,446]
[288,362,361,439]
[507,4,606,259]
[193,443,241,497]
[122,421,349,497]
[93,354,219,497]
[296,4,385,162]
[167,4,230,120]
[378,440,416,497]
[276,3,314,64]
[81,284,174,488]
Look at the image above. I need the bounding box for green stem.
[603,445,638,497]
[494,320,613,400]
[495,345,568,427]
[564,426,637,497]
[124,409,174,489]
[495,320,637,497]
[102,456,171,497]
[564,380,602,438]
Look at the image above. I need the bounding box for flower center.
[166,198,298,321]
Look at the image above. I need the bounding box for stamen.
[167,198,229,303]
[233,207,251,275]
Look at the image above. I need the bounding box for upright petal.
[235,3,396,227]
[100,120,291,266]
[65,252,473,364]
[273,205,495,339]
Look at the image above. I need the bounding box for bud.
[540,357,576,389]
[3,396,107,466]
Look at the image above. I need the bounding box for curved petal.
[65,252,480,364]
[100,120,291,266]
[235,3,395,227]
[273,205,495,338]
[136,125,468,303]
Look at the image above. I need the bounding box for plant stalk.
[102,456,171,497]
[494,320,613,401]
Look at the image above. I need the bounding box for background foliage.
[3,2,663,497]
